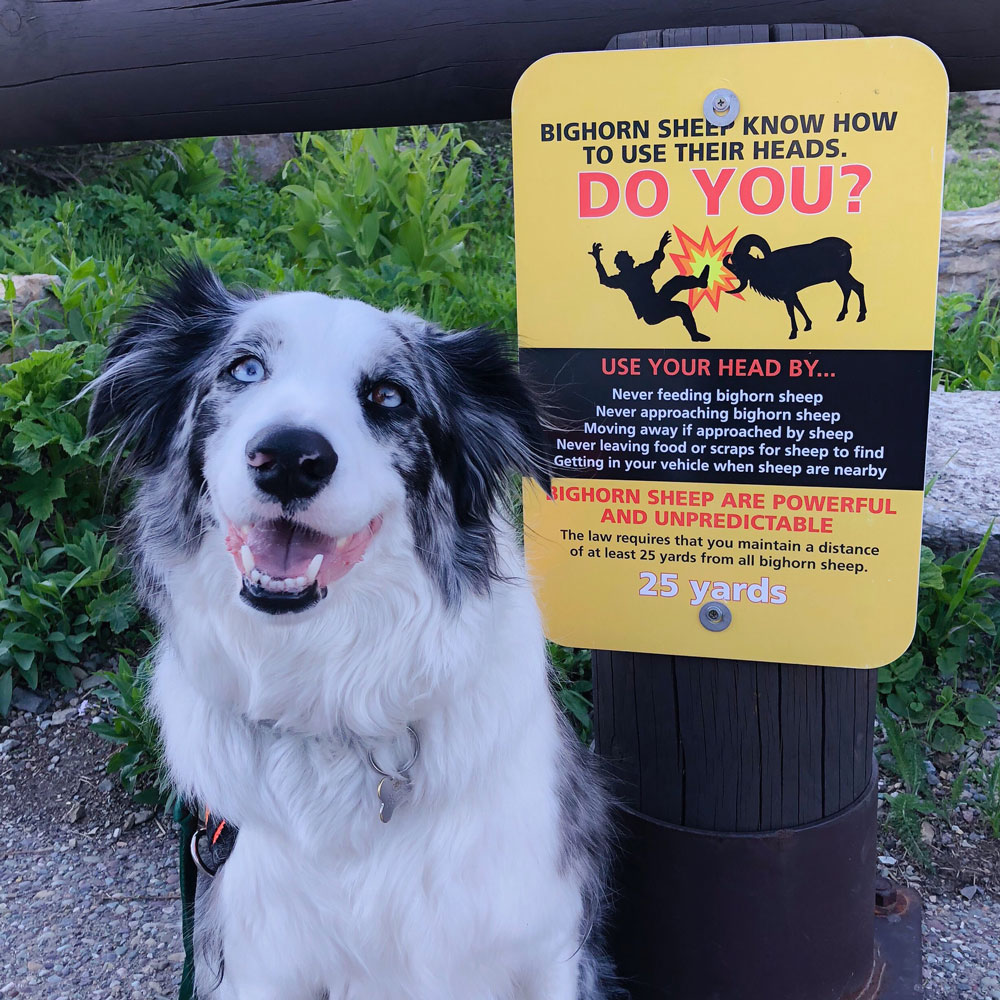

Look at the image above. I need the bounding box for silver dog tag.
[377,776,411,823]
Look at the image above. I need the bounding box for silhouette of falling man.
[590,230,711,342]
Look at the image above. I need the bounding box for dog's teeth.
[306,554,323,582]
[240,545,255,574]
[250,568,261,584]
[295,576,307,589]
[335,536,348,551]
[259,573,271,586]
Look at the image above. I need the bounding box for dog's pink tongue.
[245,522,328,578]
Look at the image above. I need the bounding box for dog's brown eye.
[368,382,403,408]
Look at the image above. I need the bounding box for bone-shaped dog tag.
[377,776,411,823]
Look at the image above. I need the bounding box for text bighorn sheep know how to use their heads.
[723,234,867,339]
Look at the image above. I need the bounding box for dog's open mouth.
[225,516,382,615]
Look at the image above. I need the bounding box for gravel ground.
[1,686,998,998]
[0,689,183,999]
[924,896,1000,1000]
[924,894,1000,998]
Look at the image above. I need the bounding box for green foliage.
[933,291,1000,390]
[0,326,138,711]
[90,650,175,811]
[974,756,1000,838]
[948,94,991,152]
[548,643,594,743]
[878,704,927,795]
[878,537,1000,750]
[877,706,937,865]
[942,156,1000,211]
[120,138,226,201]
[280,127,511,329]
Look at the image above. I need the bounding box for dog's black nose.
[246,426,337,504]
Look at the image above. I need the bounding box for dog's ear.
[421,324,551,526]
[88,261,244,472]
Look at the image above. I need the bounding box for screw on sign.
[704,87,741,126]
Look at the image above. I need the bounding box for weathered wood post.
[514,24,944,998]
[593,30,887,997]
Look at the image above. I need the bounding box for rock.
[70,665,88,682]
[49,707,76,725]
[938,199,1000,299]
[0,738,18,754]
[921,820,936,844]
[133,809,154,825]
[969,147,1000,160]
[10,687,49,714]
[960,884,979,899]
[211,133,297,183]
[945,145,960,166]
[98,778,113,794]
[923,390,1000,573]
[65,801,85,824]
[973,90,1000,123]
[0,273,62,347]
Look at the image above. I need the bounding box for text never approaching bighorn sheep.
[723,235,867,339]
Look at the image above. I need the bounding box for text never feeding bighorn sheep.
[723,235,867,339]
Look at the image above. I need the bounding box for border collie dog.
[88,263,614,1000]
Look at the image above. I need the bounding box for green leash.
[175,799,199,1000]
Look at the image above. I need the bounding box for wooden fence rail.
[1,0,998,149]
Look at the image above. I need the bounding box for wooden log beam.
[0,1,997,150]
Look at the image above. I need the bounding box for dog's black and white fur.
[89,263,615,999]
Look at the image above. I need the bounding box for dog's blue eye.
[368,382,403,408]
[231,358,265,384]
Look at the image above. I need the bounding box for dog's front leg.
[517,955,584,1000]
[193,870,326,1000]
[195,937,325,1000]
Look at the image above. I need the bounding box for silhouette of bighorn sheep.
[723,235,866,339]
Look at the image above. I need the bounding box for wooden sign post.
[513,26,947,998]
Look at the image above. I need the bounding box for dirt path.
[1,692,997,998]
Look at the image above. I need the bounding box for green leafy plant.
[878,535,1000,751]
[943,156,1000,211]
[933,290,1000,390]
[280,128,483,323]
[549,643,594,743]
[0,259,140,713]
[973,756,1000,838]
[877,705,937,863]
[90,649,175,811]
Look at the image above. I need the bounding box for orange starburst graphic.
[668,225,743,312]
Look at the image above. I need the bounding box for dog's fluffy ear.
[88,261,244,472]
[420,323,551,524]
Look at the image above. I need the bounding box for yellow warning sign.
[513,37,948,667]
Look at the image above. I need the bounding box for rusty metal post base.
[873,884,923,998]
[607,770,885,999]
